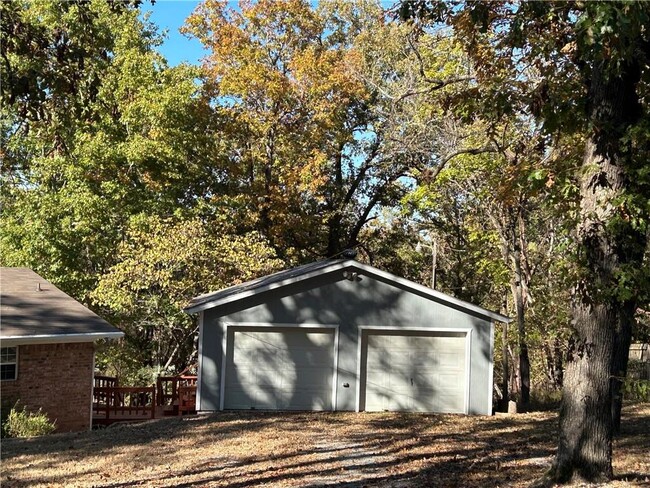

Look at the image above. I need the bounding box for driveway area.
[1,405,648,487]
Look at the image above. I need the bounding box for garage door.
[224,327,335,410]
[364,331,467,413]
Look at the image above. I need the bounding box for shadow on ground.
[1,404,648,488]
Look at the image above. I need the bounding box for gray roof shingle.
[1,268,123,342]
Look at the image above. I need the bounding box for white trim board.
[488,321,495,414]
[196,311,204,412]
[219,322,340,412]
[356,326,473,414]
[1,331,124,346]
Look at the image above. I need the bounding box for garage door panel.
[284,367,332,387]
[368,349,411,369]
[225,328,334,411]
[366,389,408,411]
[438,392,465,412]
[282,331,333,347]
[288,393,331,410]
[412,372,437,389]
[438,371,465,389]
[255,368,294,387]
[292,348,332,366]
[365,331,467,413]
[225,365,253,386]
[410,349,438,365]
[438,351,464,368]
[255,387,288,408]
[387,372,411,389]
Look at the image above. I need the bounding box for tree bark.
[511,247,530,408]
[543,337,564,390]
[546,56,646,483]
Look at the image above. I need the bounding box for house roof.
[0,268,124,345]
[184,259,511,323]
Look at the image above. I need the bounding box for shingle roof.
[184,259,511,323]
[0,268,123,343]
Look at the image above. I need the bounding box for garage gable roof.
[184,259,511,323]
[1,268,124,344]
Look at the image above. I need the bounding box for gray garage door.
[224,327,334,410]
[364,331,467,413]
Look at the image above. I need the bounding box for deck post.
[151,387,156,420]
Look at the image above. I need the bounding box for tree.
[91,215,282,378]
[406,117,579,406]
[184,0,462,261]
[1,0,234,383]
[400,1,650,482]
[1,0,217,299]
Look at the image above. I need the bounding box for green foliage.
[3,0,645,416]
[622,378,650,403]
[1,0,217,300]
[356,213,429,285]
[91,215,283,373]
[3,405,56,438]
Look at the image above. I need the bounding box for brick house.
[1,268,123,432]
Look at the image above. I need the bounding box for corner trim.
[488,321,495,414]
[196,311,204,412]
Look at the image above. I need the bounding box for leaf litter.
[1,404,648,488]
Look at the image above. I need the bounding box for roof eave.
[183,260,349,314]
[0,331,124,346]
[348,262,512,323]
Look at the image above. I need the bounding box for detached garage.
[185,258,510,415]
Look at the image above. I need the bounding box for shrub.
[623,378,650,402]
[624,360,650,402]
[3,405,56,438]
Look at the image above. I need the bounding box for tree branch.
[424,145,497,184]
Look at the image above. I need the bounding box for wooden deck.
[93,375,197,427]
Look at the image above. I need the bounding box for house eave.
[183,263,345,314]
[354,262,512,324]
[0,331,124,346]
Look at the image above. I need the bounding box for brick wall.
[1,342,95,432]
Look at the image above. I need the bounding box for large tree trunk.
[553,298,616,482]
[545,56,646,483]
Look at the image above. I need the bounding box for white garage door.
[224,327,335,410]
[364,331,467,413]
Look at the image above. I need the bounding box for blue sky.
[142,0,206,66]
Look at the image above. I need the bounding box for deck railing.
[94,375,119,388]
[93,374,197,426]
[93,386,156,425]
[156,375,197,415]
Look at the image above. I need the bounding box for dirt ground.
[1,404,648,488]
